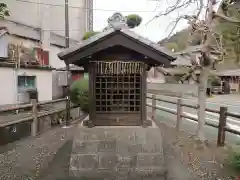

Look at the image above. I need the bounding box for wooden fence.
[0,98,81,141]
[2,94,240,147]
[147,94,240,146]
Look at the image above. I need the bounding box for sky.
[93,0,193,42]
[93,0,221,42]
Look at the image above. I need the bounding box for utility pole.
[64,0,71,127]
[65,0,70,48]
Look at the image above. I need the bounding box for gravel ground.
[1,115,239,180]
[154,119,240,180]
[0,119,196,180]
[37,139,74,180]
[0,124,77,180]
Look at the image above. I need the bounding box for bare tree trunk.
[196,0,213,141]
[197,67,209,141]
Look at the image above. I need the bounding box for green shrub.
[208,75,221,86]
[126,14,142,28]
[82,31,99,40]
[70,79,89,113]
[228,145,240,172]
[229,152,240,170]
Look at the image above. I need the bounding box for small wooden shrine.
[58,13,175,127]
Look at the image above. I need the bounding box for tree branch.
[214,12,240,23]
[166,16,185,38]
[146,0,195,25]
[179,65,198,83]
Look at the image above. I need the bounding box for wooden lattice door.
[92,61,143,126]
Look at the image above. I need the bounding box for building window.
[18,76,36,92]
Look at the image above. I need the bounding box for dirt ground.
[156,120,240,180]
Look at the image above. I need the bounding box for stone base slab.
[69,126,167,179]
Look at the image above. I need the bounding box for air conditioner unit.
[58,71,69,86]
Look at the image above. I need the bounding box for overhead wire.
[15,0,162,13]
[11,0,163,31]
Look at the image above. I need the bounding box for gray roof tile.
[58,27,176,61]
[58,28,115,57]
[121,29,176,57]
[0,20,78,47]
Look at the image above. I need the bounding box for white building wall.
[49,45,65,68]
[6,35,65,69]
[0,67,53,105]
[18,69,53,102]
[0,68,16,105]
[2,0,88,41]
[0,0,92,105]
[0,33,65,104]
[0,33,8,58]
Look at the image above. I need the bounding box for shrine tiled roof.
[58,12,178,67]
[58,27,176,62]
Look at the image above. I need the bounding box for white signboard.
[147,82,198,97]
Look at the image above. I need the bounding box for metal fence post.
[152,94,156,121]
[31,99,38,136]
[217,106,227,146]
[176,97,182,131]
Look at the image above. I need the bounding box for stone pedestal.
[69,124,167,179]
